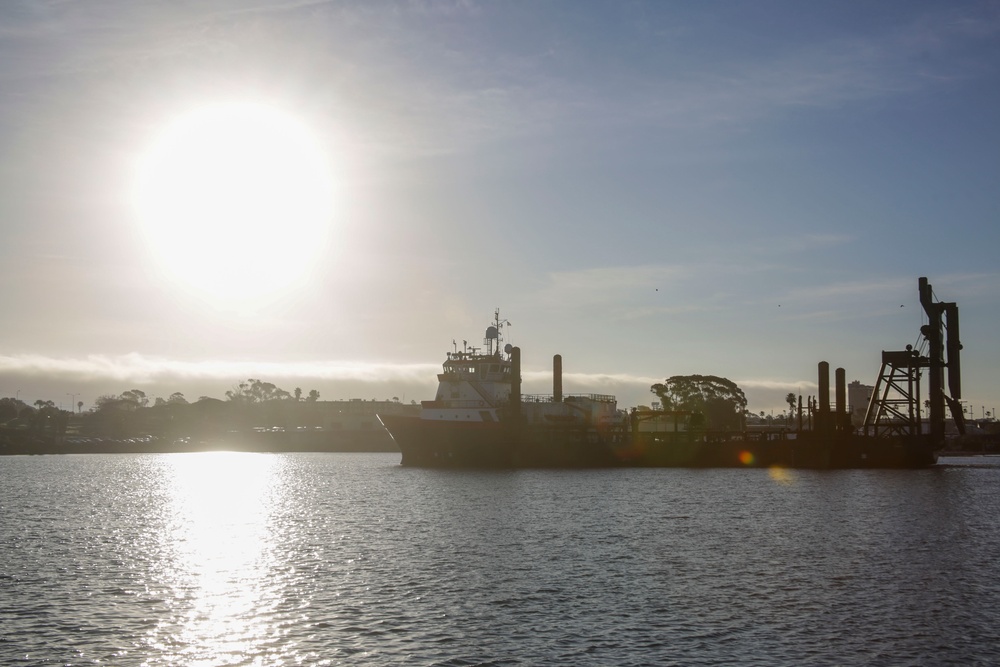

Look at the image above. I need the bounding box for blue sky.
[1,1,997,417]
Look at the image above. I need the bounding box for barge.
[378,277,964,468]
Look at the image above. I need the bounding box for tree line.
[1,379,326,440]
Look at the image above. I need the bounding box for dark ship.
[378,277,965,468]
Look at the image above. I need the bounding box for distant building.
[848,380,874,428]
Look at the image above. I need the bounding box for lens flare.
[768,466,794,484]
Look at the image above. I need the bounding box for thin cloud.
[390,4,1000,154]
[746,233,856,257]
[536,261,796,315]
[543,264,685,295]
[0,355,833,414]
[923,271,1000,299]
[737,378,817,392]
[635,8,999,130]
[773,272,1000,309]
[4,2,995,158]
[780,277,915,303]
[0,353,439,384]
[522,370,664,387]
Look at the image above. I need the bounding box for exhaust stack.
[553,354,563,403]
[818,361,831,433]
[511,347,522,422]
[836,367,847,432]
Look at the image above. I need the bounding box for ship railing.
[421,399,496,409]
[521,393,617,404]
[631,429,794,445]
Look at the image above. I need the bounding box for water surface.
[2,453,999,665]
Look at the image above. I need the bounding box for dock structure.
[625,276,964,468]
[863,276,964,443]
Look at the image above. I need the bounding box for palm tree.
[786,393,797,424]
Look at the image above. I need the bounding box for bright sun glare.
[154,452,279,662]
[134,103,334,302]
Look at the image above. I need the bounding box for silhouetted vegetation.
[650,375,748,431]
[0,397,23,423]
[0,379,416,454]
[80,380,326,439]
[0,397,71,451]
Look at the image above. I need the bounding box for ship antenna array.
[485,308,511,356]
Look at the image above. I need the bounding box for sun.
[133,103,335,302]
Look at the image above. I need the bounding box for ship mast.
[485,308,510,358]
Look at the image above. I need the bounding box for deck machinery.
[862,276,964,444]
[626,276,966,468]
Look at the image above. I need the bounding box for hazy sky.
[1,0,997,416]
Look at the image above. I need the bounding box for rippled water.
[2,453,999,666]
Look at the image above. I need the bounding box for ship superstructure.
[420,311,513,424]
[379,310,621,466]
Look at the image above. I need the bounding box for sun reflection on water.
[146,452,284,666]
[768,466,794,485]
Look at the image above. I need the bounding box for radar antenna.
[485,308,511,357]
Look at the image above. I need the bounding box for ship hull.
[621,432,938,469]
[379,415,939,469]
[378,415,622,467]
